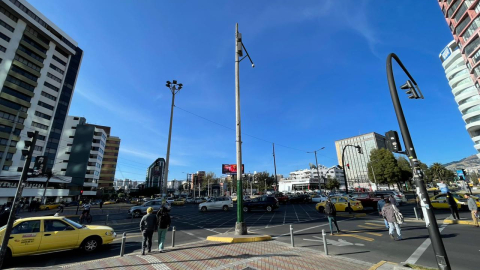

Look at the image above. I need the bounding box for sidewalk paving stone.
[62,239,374,270]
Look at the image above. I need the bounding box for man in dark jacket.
[324,198,340,235]
[140,207,157,255]
[156,205,171,252]
[446,192,459,220]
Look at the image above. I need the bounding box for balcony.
[82,191,97,196]
[83,181,98,188]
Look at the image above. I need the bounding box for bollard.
[105,214,109,225]
[290,225,294,247]
[131,212,134,223]
[120,232,127,257]
[413,207,419,220]
[172,226,176,248]
[322,229,328,255]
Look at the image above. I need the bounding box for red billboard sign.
[222,164,244,174]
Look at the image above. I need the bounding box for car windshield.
[63,218,83,229]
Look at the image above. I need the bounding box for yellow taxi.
[103,201,116,205]
[315,196,364,213]
[231,196,237,202]
[39,203,60,211]
[0,216,116,260]
[430,193,480,210]
[172,199,185,206]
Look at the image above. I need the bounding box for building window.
[49,63,64,75]
[34,145,43,151]
[37,101,54,110]
[0,138,16,146]
[0,45,5,52]
[25,26,49,46]
[462,17,480,42]
[0,111,24,124]
[456,16,472,36]
[14,54,42,72]
[41,91,56,101]
[17,45,44,63]
[0,32,10,42]
[5,75,35,92]
[55,47,68,58]
[11,65,38,82]
[22,35,47,54]
[47,72,61,83]
[44,82,59,92]
[0,6,18,22]
[34,111,51,120]
[2,86,31,102]
[0,98,27,112]
[52,55,66,66]
[37,134,46,141]
[31,121,49,130]
[0,19,14,32]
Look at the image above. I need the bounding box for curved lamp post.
[386,53,450,270]
[340,144,362,194]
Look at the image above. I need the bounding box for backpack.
[325,202,335,215]
[393,205,404,224]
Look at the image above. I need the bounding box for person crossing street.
[140,207,157,255]
[377,195,389,229]
[324,198,340,235]
[447,192,460,220]
[464,194,479,227]
[381,201,402,240]
[156,205,171,252]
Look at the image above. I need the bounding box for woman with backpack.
[156,205,171,252]
[324,198,341,235]
[381,201,403,241]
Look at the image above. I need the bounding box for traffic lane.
[415,224,479,270]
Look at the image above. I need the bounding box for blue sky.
[29,0,471,182]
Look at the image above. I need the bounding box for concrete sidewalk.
[61,239,408,270]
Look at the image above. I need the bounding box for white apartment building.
[0,0,82,203]
[440,41,480,158]
[279,166,346,192]
[53,116,107,198]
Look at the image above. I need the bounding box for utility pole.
[387,53,450,270]
[41,170,53,204]
[0,131,38,268]
[273,143,277,193]
[0,112,20,174]
[163,81,183,205]
[307,147,325,194]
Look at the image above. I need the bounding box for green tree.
[430,163,447,182]
[418,161,433,183]
[325,177,340,191]
[367,149,402,188]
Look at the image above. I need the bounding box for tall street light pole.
[340,144,362,194]
[307,147,325,194]
[272,143,277,193]
[234,23,254,235]
[163,80,183,204]
[386,53,450,270]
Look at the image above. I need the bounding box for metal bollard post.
[131,212,134,223]
[172,226,176,248]
[290,225,294,247]
[322,229,328,255]
[120,232,127,257]
[413,207,419,220]
[105,214,109,225]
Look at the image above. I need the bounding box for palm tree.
[430,163,447,182]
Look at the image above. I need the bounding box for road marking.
[358,225,384,230]
[405,225,448,265]
[292,204,300,222]
[364,222,386,227]
[181,230,204,240]
[251,212,266,226]
[265,211,276,228]
[308,236,365,247]
[299,204,313,220]
[346,229,383,237]
[273,217,355,238]
[333,233,374,241]
[213,216,237,229]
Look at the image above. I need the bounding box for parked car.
[429,193,476,210]
[275,193,289,205]
[242,197,279,212]
[127,200,171,218]
[199,197,234,212]
[311,195,328,203]
[65,201,79,207]
[351,193,381,208]
[316,196,364,213]
[0,216,116,260]
[186,197,195,203]
[194,198,206,204]
[373,191,407,205]
[172,199,185,206]
[289,194,310,204]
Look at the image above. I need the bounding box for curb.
[443,218,478,225]
[206,234,272,243]
[369,260,387,270]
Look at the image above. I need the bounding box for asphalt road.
[7,202,479,269]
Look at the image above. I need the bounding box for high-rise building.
[53,116,107,197]
[438,1,480,86]
[335,132,386,190]
[89,124,120,190]
[146,158,165,188]
[0,0,82,202]
[440,41,480,157]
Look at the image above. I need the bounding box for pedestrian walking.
[377,195,389,229]
[446,192,460,220]
[16,199,24,214]
[99,199,104,209]
[389,194,398,206]
[415,195,424,220]
[156,205,171,252]
[464,194,479,227]
[324,198,340,235]
[140,207,157,255]
[57,201,65,214]
[381,201,402,240]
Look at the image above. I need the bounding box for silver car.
[128,200,171,218]
[199,197,233,212]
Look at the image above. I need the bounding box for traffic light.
[385,130,402,153]
[80,190,83,195]
[400,80,424,99]
[22,131,37,157]
[347,164,350,169]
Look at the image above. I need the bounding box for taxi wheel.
[222,206,229,211]
[82,236,101,252]
[318,206,324,213]
[45,207,49,210]
[201,206,207,212]
[346,207,353,213]
[243,206,249,212]
[266,206,273,212]
[133,210,142,218]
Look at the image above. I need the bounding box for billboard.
[222,164,245,174]
[33,156,48,176]
[456,169,465,180]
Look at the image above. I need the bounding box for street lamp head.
[172,80,177,84]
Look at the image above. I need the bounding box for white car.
[312,195,328,203]
[199,197,234,212]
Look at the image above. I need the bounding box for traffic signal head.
[356,146,362,154]
[347,164,350,169]
[80,190,83,195]
[401,80,419,99]
[22,131,37,156]
[385,130,402,153]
